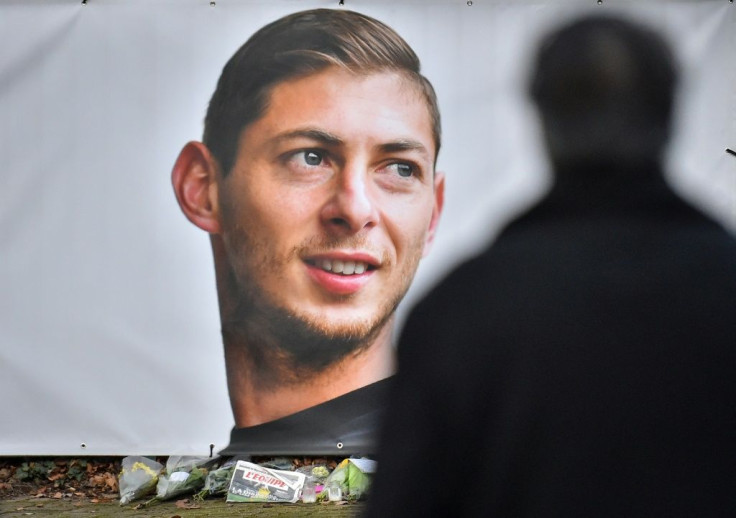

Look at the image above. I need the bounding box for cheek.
[382,197,435,257]
[255,181,322,224]
[227,189,301,239]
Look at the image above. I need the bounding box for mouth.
[303,253,380,295]
[307,258,375,276]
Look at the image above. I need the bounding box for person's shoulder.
[414,250,493,307]
[400,247,500,347]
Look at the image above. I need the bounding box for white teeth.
[315,259,369,275]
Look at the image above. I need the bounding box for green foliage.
[15,461,56,482]
[67,460,87,482]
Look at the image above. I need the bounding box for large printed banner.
[1,0,734,456]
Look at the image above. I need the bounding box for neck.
[225,321,396,427]
[551,156,663,191]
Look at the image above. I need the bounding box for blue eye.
[395,163,413,177]
[304,150,322,166]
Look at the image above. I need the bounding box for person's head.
[172,9,444,382]
[529,15,678,169]
[204,8,441,178]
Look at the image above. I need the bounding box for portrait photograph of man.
[171,8,444,455]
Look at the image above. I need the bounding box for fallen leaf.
[104,474,117,490]
[175,499,200,510]
[90,499,99,503]
[47,473,64,482]
[52,492,62,499]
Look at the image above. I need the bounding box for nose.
[320,163,379,235]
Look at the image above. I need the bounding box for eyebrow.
[378,139,431,160]
[272,128,431,160]
[272,129,344,147]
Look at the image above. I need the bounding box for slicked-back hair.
[203,9,441,177]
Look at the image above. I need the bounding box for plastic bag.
[165,456,211,475]
[155,456,210,501]
[202,461,236,496]
[295,464,332,484]
[118,456,163,505]
[323,458,376,501]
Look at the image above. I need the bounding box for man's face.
[216,67,442,357]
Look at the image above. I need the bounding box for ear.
[171,141,221,234]
[422,171,445,257]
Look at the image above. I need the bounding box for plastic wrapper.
[155,466,208,500]
[323,458,376,501]
[155,456,211,501]
[295,463,332,498]
[258,457,293,471]
[295,464,331,484]
[118,456,164,505]
[202,461,236,496]
[165,455,211,475]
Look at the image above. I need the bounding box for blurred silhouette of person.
[367,15,736,517]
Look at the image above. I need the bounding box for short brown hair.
[203,8,441,176]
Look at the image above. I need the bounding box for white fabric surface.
[0,0,733,455]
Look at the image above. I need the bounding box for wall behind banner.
[1,0,733,456]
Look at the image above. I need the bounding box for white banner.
[1,0,733,455]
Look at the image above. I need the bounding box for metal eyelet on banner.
[336,442,344,450]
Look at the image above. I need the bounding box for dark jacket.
[368,162,736,517]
